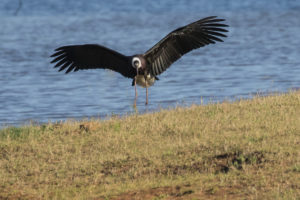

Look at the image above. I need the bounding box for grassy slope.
[0,92,299,199]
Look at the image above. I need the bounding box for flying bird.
[50,16,228,105]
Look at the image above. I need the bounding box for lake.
[0,0,300,127]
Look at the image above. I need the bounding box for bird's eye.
[134,61,140,66]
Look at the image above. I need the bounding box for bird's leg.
[134,67,139,106]
[134,77,137,107]
[146,87,148,105]
[145,75,148,105]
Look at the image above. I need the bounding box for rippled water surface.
[1,0,300,127]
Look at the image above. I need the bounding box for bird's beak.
[136,66,139,75]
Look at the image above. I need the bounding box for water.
[1,0,300,127]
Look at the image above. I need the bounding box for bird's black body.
[50,16,229,105]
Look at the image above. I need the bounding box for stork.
[50,16,228,105]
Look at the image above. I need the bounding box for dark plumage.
[50,16,228,105]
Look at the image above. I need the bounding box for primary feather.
[143,16,228,76]
[50,44,135,78]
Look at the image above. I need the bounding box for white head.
[132,57,142,69]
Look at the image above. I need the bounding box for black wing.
[50,44,135,78]
[143,16,228,76]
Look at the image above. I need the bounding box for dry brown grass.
[0,91,300,199]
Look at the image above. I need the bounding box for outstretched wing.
[143,16,228,76]
[50,44,135,78]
